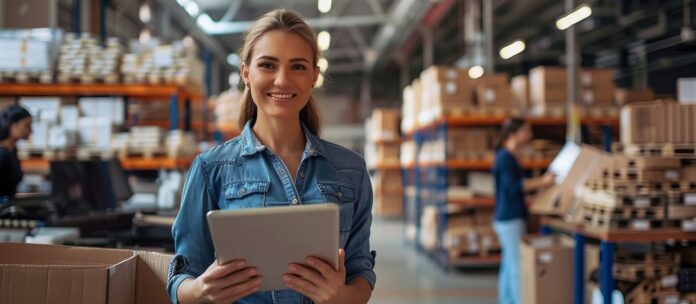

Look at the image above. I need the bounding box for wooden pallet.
[602,168,680,183]
[76,147,118,160]
[587,178,696,194]
[583,204,666,220]
[616,144,696,158]
[614,263,680,281]
[0,71,48,83]
[448,247,501,259]
[579,187,671,209]
[17,147,76,160]
[582,209,682,231]
[611,155,682,169]
[615,251,681,265]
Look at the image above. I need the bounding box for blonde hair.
[237,9,321,135]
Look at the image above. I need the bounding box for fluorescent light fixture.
[468,65,484,79]
[184,1,200,17]
[318,58,329,72]
[176,0,189,7]
[227,53,240,66]
[318,31,331,51]
[315,73,325,88]
[499,40,526,59]
[318,0,332,13]
[556,4,592,30]
[139,3,152,23]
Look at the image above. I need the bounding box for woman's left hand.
[285,249,347,304]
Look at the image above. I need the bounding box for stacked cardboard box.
[121,40,204,88]
[614,88,656,106]
[400,140,417,167]
[372,170,403,218]
[520,235,574,304]
[401,79,421,134]
[529,66,616,116]
[420,205,440,250]
[620,100,696,146]
[419,66,470,124]
[57,33,123,84]
[604,250,683,304]
[0,29,62,83]
[443,208,499,258]
[511,75,529,112]
[472,74,515,113]
[367,109,400,142]
[446,128,497,160]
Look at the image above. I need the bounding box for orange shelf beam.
[0,83,204,101]
[21,156,195,172]
[448,197,495,208]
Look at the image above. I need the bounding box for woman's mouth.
[267,93,297,100]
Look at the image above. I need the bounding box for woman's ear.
[241,63,250,87]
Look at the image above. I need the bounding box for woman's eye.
[259,62,274,69]
[292,64,307,70]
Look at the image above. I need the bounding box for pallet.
[448,247,501,259]
[582,209,682,231]
[440,106,521,117]
[17,147,76,160]
[615,251,681,265]
[602,168,680,183]
[583,204,666,220]
[587,178,696,194]
[614,263,680,281]
[611,155,682,169]
[76,147,117,160]
[0,71,49,83]
[579,187,670,209]
[616,143,696,158]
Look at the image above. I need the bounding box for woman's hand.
[179,259,262,304]
[541,172,556,187]
[284,249,347,304]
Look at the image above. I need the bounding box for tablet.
[206,204,339,291]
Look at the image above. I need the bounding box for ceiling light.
[176,0,189,7]
[317,31,331,51]
[468,65,484,79]
[184,1,200,17]
[499,40,526,59]
[556,4,592,30]
[318,58,329,72]
[139,3,152,23]
[318,0,332,13]
[139,28,151,44]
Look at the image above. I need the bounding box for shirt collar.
[240,120,325,158]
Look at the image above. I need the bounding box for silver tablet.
[206,204,340,291]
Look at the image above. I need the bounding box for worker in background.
[0,105,32,202]
[168,9,375,304]
[493,117,554,304]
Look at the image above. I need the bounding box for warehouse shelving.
[403,114,619,270]
[0,83,208,171]
[541,216,696,304]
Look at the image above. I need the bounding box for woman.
[167,10,376,304]
[493,118,554,304]
[0,105,32,202]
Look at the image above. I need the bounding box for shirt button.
[309,148,316,154]
[239,188,246,194]
[337,192,343,198]
[291,199,298,205]
[299,171,305,178]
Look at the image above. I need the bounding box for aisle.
[369,219,498,304]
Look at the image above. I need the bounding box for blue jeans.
[493,219,526,304]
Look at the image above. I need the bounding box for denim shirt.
[167,121,377,304]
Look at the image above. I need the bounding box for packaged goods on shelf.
[679,78,696,103]
[368,109,400,142]
[372,170,403,193]
[19,97,62,124]
[420,66,470,124]
[212,89,243,133]
[420,205,439,250]
[468,172,494,197]
[472,74,513,111]
[401,80,421,133]
[400,140,417,167]
[614,88,655,106]
[511,75,529,111]
[529,66,616,116]
[121,40,203,88]
[48,126,77,149]
[520,235,574,304]
[79,97,125,126]
[128,126,163,149]
[620,100,696,145]
[373,190,403,218]
[78,117,113,149]
[444,210,500,258]
[59,105,79,131]
[365,142,400,168]
[446,128,496,159]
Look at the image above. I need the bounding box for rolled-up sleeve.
[167,156,217,303]
[343,162,377,290]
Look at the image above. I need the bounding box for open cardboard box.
[531,142,609,220]
[0,243,172,304]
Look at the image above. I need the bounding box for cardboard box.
[520,235,574,304]
[373,191,403,218]
[376,142,400,166]
[620,101,659,145]
[0,243,172,304]
[580,87,614,106]
[529,66,567,110]
[475,85,514,108]
[370,108,401,141]
[468,172,494,197]
[531,144,608,218]
[373,170,403,193]
[420,66,473,120]
[474,209,494,226]
[511,75,529,111]
[614,88,655,106]
[579,68,614,88]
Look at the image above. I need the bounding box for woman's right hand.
[179,259,263,304]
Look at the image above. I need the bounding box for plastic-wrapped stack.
[122,40,204,88]
[84,37,123,84]
[56,33,96,83]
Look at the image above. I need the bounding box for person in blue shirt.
[492,118,554,304]
[167,9,376,304]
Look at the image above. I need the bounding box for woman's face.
[11,117,32,140]
[241,30,319,122]
[514,123,533,146]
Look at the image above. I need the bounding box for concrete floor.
[369,219,499,304]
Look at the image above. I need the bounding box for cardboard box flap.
[0,243,134,266]
[135,251,173,304]
[0,264,108,304]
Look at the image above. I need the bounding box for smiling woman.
[168,9,376,304]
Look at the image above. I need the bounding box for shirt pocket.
[220,180,270,209]
[317,182,355,245]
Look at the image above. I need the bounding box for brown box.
[511,75,529,111]
[620,101,659,145]
[474,209,494,226]
[475,85,515,108]
[520,235,574,304]
[529,66,567,110]
[614,88,655,106]
[448,213,476,230]
[373,192,403,218]
[579,68,614,88]
[0,243,172,304]
[376,142,400,166]
[580,87,614,106]
[373,170,403,193]
[682,167,696,182]
[371,108,401,141]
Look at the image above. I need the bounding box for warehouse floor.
[369,219,498,304]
